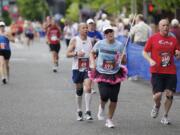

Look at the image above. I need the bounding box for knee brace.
[166,95,173,100]
[76,88,83,96]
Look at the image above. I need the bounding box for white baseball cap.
[86,18,94,24]
[0,21,5,26]
[171,19,179,26]
[102,25,114,33]
[101,13,107,19]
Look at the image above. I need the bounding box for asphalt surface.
[0,39,180,135]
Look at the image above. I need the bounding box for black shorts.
[49,44,60,53]
[25,33,34,39]
[72,70,89,84]
[0,50,11,60]
[98,82,121,102]
[151,73,177,93]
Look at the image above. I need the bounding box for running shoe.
[161,117,171,125]
[105,119,115,128]
[91,89,96,94]
[2,78,7,84]
[52,66,57,73]
[85,111,93,120]
[97,105,105,120]
[151,105,159,118]
[77,111,83,121]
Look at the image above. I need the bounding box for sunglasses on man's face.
[104,29,113,34]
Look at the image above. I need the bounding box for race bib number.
[0,43,5,49]
[78,58,89,71]
[102,60,115,70]
[160,52,171,67]
[51,35,57,41]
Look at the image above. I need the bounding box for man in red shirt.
[47,19,61,72]
[142,19,180,125]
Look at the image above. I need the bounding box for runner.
[66,23,93,121]
[47,19,61,72]
[142,19,180,125]
[86,18,103,94]
[88,25,127,128]
[0,21,14,84]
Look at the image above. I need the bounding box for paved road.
[0,39,180,135]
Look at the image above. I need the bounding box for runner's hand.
[149,59,156,66]
[175,50,180,59]
[77,50,85,57]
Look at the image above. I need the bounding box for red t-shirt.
[47,26,61,45]
[144,32,180,74]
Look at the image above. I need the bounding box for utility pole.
[0,0,2,17]
[143,0,148,20]
[131,0,137,14]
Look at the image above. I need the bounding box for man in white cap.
[170,19,180,44]
[86,18,103,45]
[86,18,103,94]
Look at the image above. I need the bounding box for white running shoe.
[52,66,58,73]
[161,117,170,125]
[151,105,159,118]
[91,89,96,94]
[77,111,83,121]
[97,105,105,120]
[85,111,93,120]
[105,119,115,128]
[2,78,7,84]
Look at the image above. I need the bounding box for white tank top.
[72,36,92,70]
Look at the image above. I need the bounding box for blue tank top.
[93,39,124,74]
[0,35,10,50]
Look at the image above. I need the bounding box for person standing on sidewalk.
[66,23,93,121]
[142,19,180,125]
[0,21,14,84]
[88,25,127,128]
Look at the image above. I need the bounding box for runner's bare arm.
[66,38,76,58]
[89,50,96,69]
[121,54,126,65]
[6,32,15,43]
[142,50,156,66]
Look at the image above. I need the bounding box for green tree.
[17,0,49,21]
[2,11,11,26]
[152,0,180,13]
[65,2,79,22]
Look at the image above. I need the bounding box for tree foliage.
[65,0,180,21]
[65,2,79,22]
[2,11,12,26]
[152,0,180,13]
[17,0,49,21]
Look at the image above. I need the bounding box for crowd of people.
[0,13,180,128]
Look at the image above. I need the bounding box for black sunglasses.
[104,29,113,34]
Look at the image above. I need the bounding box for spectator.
[170,19,180,44]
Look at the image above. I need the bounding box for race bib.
[51,35,57,41]
[102,60,115,70]
[0,43,5,49]
[78,58,89,71]
[160,52,171,67]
